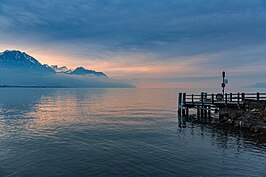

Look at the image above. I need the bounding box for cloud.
[1,0,266,55]
[1,0,266,88]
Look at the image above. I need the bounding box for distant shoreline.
[0,85,67,88]
[0,85,135,88]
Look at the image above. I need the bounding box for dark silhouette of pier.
[178,92,266,118]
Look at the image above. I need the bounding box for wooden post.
[178,93,182,116]
[186,106,189,118]
[225,93,228,105]
[257,92,260,102]
[237,93,240,105]
[212,94,214,104]
[241,93,245,102]
[230,93,232,102]
[204,106,207,118]
[204,92,207,101]
[192,94,194,106]
[208,106,211,118]
[183,93,186,106]
[182,93,186,116]
[201,92,204,105]
[201,92,204,117]
[197,106,200,118]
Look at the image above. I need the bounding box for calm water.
[0,88,265,177]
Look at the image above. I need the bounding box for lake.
[0,88,265,177]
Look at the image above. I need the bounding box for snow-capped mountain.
[69,67,108,77]
[50,65,108,77]
[0,50,133,88]
[50,65,71,73]
[0,50,108,77]
[0,50,54,73]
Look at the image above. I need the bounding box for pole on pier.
[222,71,226,97]
[230,93,233,102]
[178,93,182,116]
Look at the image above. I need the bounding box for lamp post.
[221,71,226,97]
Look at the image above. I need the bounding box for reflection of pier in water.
[177,115,266,154]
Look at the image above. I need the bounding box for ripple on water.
[0,88,265,177]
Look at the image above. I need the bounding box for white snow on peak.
[24,54,36,64]
[4,50,20,53]
[50,65,71,73]
[0,50,40,65]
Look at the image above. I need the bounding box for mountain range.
[0,50,133,88]
[0,50,108,77]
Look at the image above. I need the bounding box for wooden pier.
[178,92,266,118]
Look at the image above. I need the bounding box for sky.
[1,0,266,89]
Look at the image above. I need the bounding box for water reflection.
[0,88,265,177]
[0,88,177,138]
[0,89,52,136]
[177,115,266,154]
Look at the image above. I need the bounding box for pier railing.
[183,92,266,105]
[178,92,266,117]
